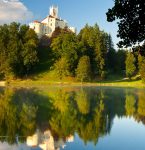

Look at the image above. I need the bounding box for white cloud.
[0,0,33,24]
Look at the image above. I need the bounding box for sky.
[0,0,119,48]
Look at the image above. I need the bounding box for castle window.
[50,23,52,26]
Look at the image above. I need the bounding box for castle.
[29,6,76,38]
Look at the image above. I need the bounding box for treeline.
[0,22,39,79]
[125,45,145,81]
[49,24,127,81]
[0,22,145,82]
[49,25,145,82]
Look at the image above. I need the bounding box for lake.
[0,86,145,150]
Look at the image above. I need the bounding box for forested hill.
[0,22,145,83]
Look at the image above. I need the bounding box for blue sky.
[0,0,119,48]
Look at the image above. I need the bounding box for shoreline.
[6,79,145,88]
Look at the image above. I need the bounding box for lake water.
[0,86,145,150]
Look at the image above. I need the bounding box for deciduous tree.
[125,51,136,79]
[76,56,91,82]
[106,0,145,47]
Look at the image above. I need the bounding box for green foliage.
[51,32,78,75]
[1,22,139,82]
[106,0,145,47]
[78,24,100,49]
[0,22,39,78]
[54,57,69,80]
[125,51,136,79]
[76,56,91,82]
[115,49,126,73]
[95,32,108,79]
[106,34,117,72]
[138,55,145,82]
[78,24,112,78]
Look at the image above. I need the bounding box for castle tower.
[49,6,58,18]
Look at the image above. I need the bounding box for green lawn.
[10,73,145,88]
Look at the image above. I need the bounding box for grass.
[10,72,145,88]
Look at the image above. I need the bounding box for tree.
[78,24,100,75]
[115,49,126,73]
[22,29,39,75]
[106,34,117,72]
[54,57,69,80]
[78,24,109,77]
[51,32,78,75]
[0,22,39,78]
[138,55,145,82]
[125,51,136,79]
[106,0,145,47]
[76,56,91,82]
[95,32,108,79]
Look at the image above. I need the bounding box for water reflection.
[0,87,145,149]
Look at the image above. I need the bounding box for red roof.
[33,20,40,23]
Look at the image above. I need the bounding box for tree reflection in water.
[0,87,145,149]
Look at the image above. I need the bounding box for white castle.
[29,6,76,38]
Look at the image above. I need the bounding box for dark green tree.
[78,24,109,78]
[106,34,117,72]
[95,32,108,79]
[51,32,78,75]
[115,49,126,73]
[106,0,145,47]
[78,24,100,74]
[0,22,39,78]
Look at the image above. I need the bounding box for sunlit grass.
[11,72,145,88]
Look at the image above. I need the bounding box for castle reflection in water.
[0,129,74,150]
[26,129,74,150]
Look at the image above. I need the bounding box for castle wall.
[29,22,44,38]
[56,20,67,29]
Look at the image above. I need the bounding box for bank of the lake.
[8,79,145,88]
